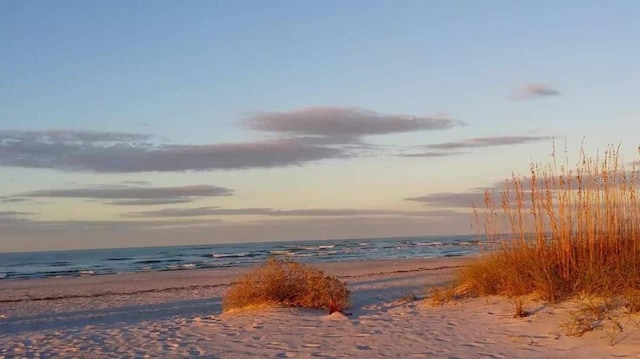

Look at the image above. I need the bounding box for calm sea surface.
[0,235,481,280]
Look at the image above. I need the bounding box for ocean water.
[0,235,481,280]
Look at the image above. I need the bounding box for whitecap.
[417,242,442,246]
[269,250,292,255]
[168,263,196,270]
[212,252,249,258]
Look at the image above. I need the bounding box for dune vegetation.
[449,143,640,306]
[223,258,350,313]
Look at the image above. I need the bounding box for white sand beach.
[1,257,639,358]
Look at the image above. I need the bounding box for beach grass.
[223,258,350,312]
[455,143,640,303]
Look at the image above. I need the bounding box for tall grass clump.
[459,143,640,303]
[223,258,350,312]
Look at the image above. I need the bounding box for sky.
[1,0,639,252]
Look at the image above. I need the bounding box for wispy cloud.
[406,188,541,212]
[0,108,465,173]
[0,211,35,230]
[0,197,30,203]
[406,177,543,209]
[511,83,561,100]
[0,130,345,173]
[425,136,552,150]
[246,107,463,141]
[108,198,195,206]
[121,180,153,185]
[16,184,234,205]
[405,192,486,208]
[0,211,33,217]
[397,135,551,157]
[0,130,150,143]
[0,218,220,236]
[125,206,455,218]
[406,174,587,209]
[397,151,468,158]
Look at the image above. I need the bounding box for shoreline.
[2,256,639,358]
[0,257,471,303]
[0,235,481,282]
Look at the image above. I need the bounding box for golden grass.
[428,285,460,306]
[457,143,640,303]
[223,258,350,313]
[511,296,528,318]
[398,291,419,303]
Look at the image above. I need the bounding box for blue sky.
[1,1,639,252]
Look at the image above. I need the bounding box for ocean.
[0,235,481,280]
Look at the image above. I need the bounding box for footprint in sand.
[474,338,497,345]
[187,348,202,356]
[275,352,295,358]
[133,350,149,358]
[267,341,285,349]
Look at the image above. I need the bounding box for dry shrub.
[459,143,640,304]
[223,258,350,312]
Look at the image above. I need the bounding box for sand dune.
[1,257,639,358]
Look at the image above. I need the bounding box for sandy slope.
[1,257,639,358]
